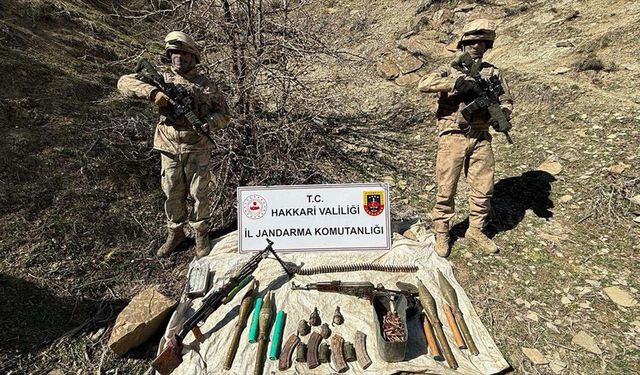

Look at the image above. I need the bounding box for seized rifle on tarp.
[151,239,293,375]
[134,58,216,145]
[451,52,514,144]
[290,281,417,302]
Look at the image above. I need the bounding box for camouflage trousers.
[432,130,494,233]
[160,151,211,234]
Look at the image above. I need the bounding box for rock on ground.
[521,347,548,365]
[571,331,603,355]
[604,286,638,307]
[538,157,563,175]
[108,286,177,356]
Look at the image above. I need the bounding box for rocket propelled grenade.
[417,278,457,369]
[224,280,258,370]
[438,270,479,355]
[254,291,274,375]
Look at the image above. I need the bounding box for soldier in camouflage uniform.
[418,19,513,257]
[118,31,231,258]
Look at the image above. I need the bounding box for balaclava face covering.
[171,51,196,74]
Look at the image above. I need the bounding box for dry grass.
[1,0,639,374]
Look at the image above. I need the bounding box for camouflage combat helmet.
[164,31,201,63]
[457,19,497,49]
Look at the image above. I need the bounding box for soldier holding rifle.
[117,31,230,258]
[419,19,513,257]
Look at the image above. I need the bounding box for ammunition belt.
[294,263,418,276]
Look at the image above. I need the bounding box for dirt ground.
[1,0,638,374]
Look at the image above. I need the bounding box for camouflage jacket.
[418,59,513,135]
[117,67,231,154]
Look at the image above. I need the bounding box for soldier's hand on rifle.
[453,75,477,95]
[489,117,512,134]
[152,90,170,107]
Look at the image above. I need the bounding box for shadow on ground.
[0,273,126,353]
[451,170,556,241]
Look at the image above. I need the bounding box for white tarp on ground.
[160,224,510,375]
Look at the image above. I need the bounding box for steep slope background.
[1,0,638,374]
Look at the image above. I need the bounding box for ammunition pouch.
[460,96,489,122]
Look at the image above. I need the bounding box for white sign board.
[237,183,391,253]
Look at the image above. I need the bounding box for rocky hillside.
[1,0,638,374]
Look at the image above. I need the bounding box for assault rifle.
[290,280,417,303]
[451,53,514,144]
[134,58,215,145]
[151,239,293,375]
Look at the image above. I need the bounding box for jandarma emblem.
[243,195,268,219]
[363,190,384,216]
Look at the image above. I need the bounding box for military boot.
[434,232,451,257]
[157,228,187,257]
[195,232,211,258]
[465,227,499,254]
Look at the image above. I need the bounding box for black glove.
[454,75,478,95]
[489,117,512,133]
